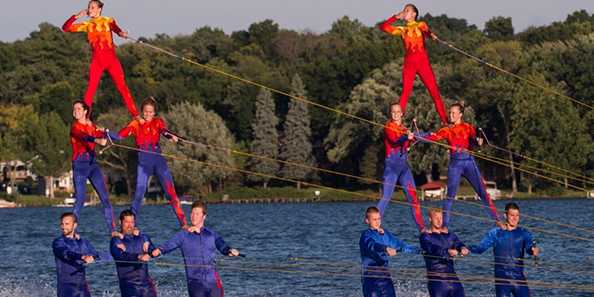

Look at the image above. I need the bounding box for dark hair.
[72,100,90,118]
[365,206,380,217]
[89,0,104,9]
[505,202,520,212]
[450,102,465,114]
[119,209,136,221]
[405,4,419,21]
[191,201,207,214]
[61,212,77,223]
[141,97,158,113]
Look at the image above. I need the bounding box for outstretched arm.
[386,232,420,254]
[469,228,497,254]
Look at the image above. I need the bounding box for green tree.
[246,88,280,188]
[509,75,592,193]
[23,112,71,198]
[163,102,236,196]
[279,74,315,188]
[484,16,514,40]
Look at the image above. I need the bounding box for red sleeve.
[109,18,122,35]
[425,127,449,142]
[384,124,402,144]
[70,123,95,143]
[62,15,77,32]
[117,120,138,139]
[379,15,403,35]
[468,124,477,139]
[418,21,432,36]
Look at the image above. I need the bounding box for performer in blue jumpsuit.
[110,209,157,297]
[378,103,425,232]
[52,212,100,297]
[469,202,539,297]
[70,100,116,234]
[420,208,468,297]
[359,206,420,297]
[152,201,240,297]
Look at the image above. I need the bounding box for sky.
[1,0,593,42]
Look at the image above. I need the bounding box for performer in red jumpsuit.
[62,0,139,118]
[379,4,448,125]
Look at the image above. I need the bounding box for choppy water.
[1,199,593,296]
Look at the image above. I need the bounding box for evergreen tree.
[246,88,279,188]
[279,74,315,188]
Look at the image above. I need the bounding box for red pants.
[84,50,139,117]
[399,52,447,124]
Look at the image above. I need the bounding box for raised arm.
[379,14,404,36]
[62,10,90,33]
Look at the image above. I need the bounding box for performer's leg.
[417,56,448,125]
[495,283,514,297]
[106,55,139,117]
[398,166,425,232]
[72,162,90,222]
[88,163,115,233]
[132,162,150,222]
[83,57,105,117]
[399,56,419,114]
[443,162,463,226]
[155,157,187,227]
[378,155,398,216]
[463,159,499,222]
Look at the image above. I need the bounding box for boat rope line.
[478,128,594,186]
[434,37,593,111]
[171,135,594,236]
[107,142,594,243]
[101,258,594,293]
[125,36,593,192]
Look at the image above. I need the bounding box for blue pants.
[443,154,498,226]
[187,276,224,297]
[428,279,465,297]
[362,277,396,297]
[57,282,91,297]
[495,280,531,297]
[72,160,115,233]
[378,153,425,231]
[133,152,186,226]
[119,280,157,297]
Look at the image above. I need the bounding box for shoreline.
[0,193,590,208]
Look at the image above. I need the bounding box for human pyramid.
[52,2,540,297]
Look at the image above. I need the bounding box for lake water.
[0,199,593,297]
